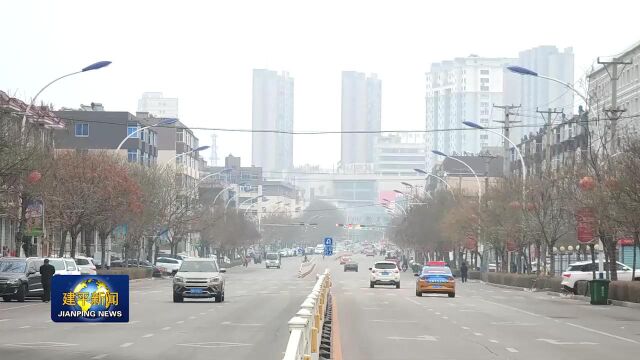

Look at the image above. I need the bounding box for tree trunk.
[15,193,29,257]
[84,229,92,257]
[549,250,556,276]
[605,238,618,281]
[99,231,108,269]
[70,230,80,259]
[58,230,69,258]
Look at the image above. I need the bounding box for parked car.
[173,258,226,303]
[48,258,81,275]
[156,257,182,274]
[74,256,97,275]
[344,260,358,272]
[0,257,44,302]
[561,260,640,292]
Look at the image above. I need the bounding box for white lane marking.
[537,338,597,345]
[119,343,134,348]
[161,326,171,330]
[473,332,483,336]
[363,307,381,310]
[19,325,31,329]
[479,299,541,318]
[370,319,418,323]
[189,316,196,319]
[435,312,441,315]
[142,334,154,338]
[176,341,251,348]
[489,339,499,343]
[176,320,184,324]
[460,309,479,312]
[491,321,537,326]
[387,335,437,341]
[442,316,448,319]
[565,323,639,344]
[462,326,470,330]
[220,321,263,326]
[0,319,11,322]
[506,348,519,353]
[343,292,353,295]
[405,298,421,305]
[199,312,206,315]
[91,354,108,359]
[0,304,40,311]
[3,342,77,348]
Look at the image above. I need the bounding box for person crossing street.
[39,259,56,302]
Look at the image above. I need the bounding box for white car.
[49,258,81,275]
[156,257,182,274]
[561,260,640,291]
[315,244,324,254]
[369,261,401,288]
[265,253,281,269]
[279,249,289,257]
[74,256,97,275]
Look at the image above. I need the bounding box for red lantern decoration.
[26,170,42,184]
[579,176,595,191]
[464,234,477,250]
[576,207,595,244]
[605,178,618,190]
[506,240,517,252]
[526,202,536,211]
[618,238,634,246]
[509,201,521,210]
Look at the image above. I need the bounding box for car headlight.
[173,276,184,283]
[7,279,20,285]
[208,277,221,283]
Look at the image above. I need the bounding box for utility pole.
[598,57,632,154]
[493,105,521,176]
[537,107,564,168]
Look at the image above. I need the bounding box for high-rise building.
[341,71,381,169]
[251,69,294,178]
[514,46,574,140]
[425,55,515,171]
[137,92,179,119]
[373,133,425,176]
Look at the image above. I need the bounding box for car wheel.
[415,290,422,297]
[277,266,280,269]
[173,293,183,303]
[15,284,26,302]
[396,282,400,289]
[448,293,455,298]
[370,282,374,288]
[2,296,11,302]
[220,292,225,303]
[214,293,222,303]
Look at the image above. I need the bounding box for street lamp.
[211,185,236,217]
[431,150,481,204]
[462,121,527,196]
[116,118,178,151]
[197,168,232,187]
[163,145,210,166]
[507,66,587,104]
[21,61,112,131]
[413,168,455,198]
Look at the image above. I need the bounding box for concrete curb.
[298,263,316,278]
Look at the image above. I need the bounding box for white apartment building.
[514,46,574,140]
[588,40,640,142]
[137,92,179,119]
[251,69,294,178]
[425,55,517,171]
[374,133,426,176]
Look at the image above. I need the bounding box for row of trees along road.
[389,128,640,281]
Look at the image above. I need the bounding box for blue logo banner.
[51,275,129,322]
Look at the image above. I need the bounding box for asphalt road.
[331,254,640,360]
[0,256,318,360]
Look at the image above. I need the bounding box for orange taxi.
[415,265,455,298]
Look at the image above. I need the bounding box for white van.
[265,253,281,269]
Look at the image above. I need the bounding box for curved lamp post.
[22,61,112,131]
[507,66,587,104]
[197,168,231,186]
[163,145,210,166]
[116,118,177,151]
[414,168,455,198]
[431,150,481,204]
[462,121,527,195]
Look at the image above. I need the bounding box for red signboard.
[464,234,477,250]
[576,207,595,244]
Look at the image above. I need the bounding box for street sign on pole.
[324,237,333,256]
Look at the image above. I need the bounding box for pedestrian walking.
[39,259,56,302]
[460,261,468,283]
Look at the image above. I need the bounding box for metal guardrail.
[282,269,331,360]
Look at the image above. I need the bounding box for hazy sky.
[3,0,639,168]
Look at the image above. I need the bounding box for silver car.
[172,259,226,303]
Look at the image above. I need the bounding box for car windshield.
[75,258,90,265]
[266,254,279,260]
[374,263,397,270]
[48,260,66,271]
[180,261,218,272]
[422,266,452,275]
[0,260,26,273]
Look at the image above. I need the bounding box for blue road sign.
[324,237,333,246]
[324,245,333,256]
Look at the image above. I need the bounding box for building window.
[480,69,490,75]
[480,86,490,92]
[75,123,89,137]
[140,129,145,141]
[176,129,184,142]
[128,149,138,162]
[127,124,139,138]
[480,78,490,83]
[480,134,489,140]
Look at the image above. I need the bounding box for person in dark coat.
[460,261,469,283]
[39,259,56,302]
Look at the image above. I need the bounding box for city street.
[331,254,640,360]
[0,257,317,360]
